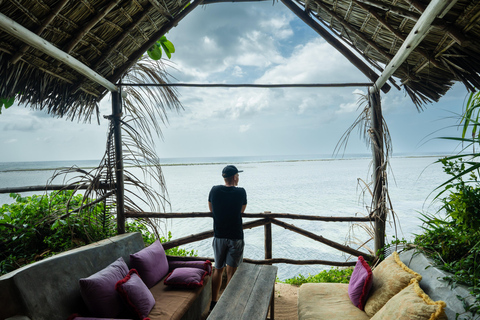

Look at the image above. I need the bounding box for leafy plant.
[0,95,15,113]
[281,267,353,286]
[413,91,480,319]
[147,35,175,60]
[0,191,194,275]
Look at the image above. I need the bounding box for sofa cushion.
[168,260,212,275]
[364,251,422,317]
[164,267,208,288]
[116,269,155,320]
[148,275,211,320]
[79,257,129,318]
[298,283,370,320]
[130,240,169,288]
[348,256,373,310]
[371,279,448,320]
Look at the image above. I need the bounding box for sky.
[0,2,472,163]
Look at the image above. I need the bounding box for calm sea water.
[0,154,446,279]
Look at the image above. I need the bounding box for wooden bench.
[207,263,278,320]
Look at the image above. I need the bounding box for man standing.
[208,165,247,311]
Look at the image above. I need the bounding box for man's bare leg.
[211,266,224,307]
[226,265,237,285]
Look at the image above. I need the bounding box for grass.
[280,267,353,286]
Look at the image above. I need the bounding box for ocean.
[0,154,447,280]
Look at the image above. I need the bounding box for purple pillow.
[168,260,212,275]
[69,317,133,320]
[116,269,155,320]
[348,256,373,310]
[79,257,129,318]
[164,267,208,288]
[130,240,169,288]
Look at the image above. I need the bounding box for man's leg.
[226,265,237,284]
[212,266,224,303]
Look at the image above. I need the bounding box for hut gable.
[1,0,480,120]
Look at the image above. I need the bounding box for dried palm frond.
[46,57,183,239]
[338,90,400,258]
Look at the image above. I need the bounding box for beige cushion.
[364,252,422,317]
[371,279,447,320]
[298,283,370,320]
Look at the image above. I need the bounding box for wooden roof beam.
[352,0,440,68]
[63,0,121,54]
[9,0,69,65]
[0,11,123,95]
[371,0,453,93]
[357,0,467,46]
[281,0,390,93]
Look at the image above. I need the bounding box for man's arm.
[208,201,213,213]
[241,204,247,214]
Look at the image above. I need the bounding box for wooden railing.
[126,211,376,265]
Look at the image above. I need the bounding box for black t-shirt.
[208,185,247,240]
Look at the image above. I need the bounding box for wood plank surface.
[207,263,277,320]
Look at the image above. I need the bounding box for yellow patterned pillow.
[364,251,422,317]
[370,279,447,320]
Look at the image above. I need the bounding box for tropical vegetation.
[0,190,195,276]
[411,91,480,319]
[281,267,353,286]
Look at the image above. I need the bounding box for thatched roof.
[1,0,480,120]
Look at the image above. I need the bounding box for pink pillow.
[130,240,169,288]
[116,269,155,320]
[348,256,373,310]
[164,267,208,288]
[168,260,212,275]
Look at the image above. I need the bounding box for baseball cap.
[222,165,243,178]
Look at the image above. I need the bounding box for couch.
[298,251,448,320]
[0,232,212,320]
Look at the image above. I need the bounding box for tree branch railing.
[126,211,376,266]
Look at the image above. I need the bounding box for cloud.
[336,89,367,114]
[239,124,251,132]
[4,138,17,144]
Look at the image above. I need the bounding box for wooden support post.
[112,89,125,234]
[264,215,272,263]
[369,90,386,257]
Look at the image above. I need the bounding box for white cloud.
[4,138,17,144]
[232,66,244,77]
[336,90,367,114]
[239,124,251,132]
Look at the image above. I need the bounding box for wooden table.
[207,263,278,320]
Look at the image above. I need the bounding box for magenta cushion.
[164,267,208,288]
[348,256,373,310]
[79,257,129,318]
[130,240,169,288]
[168,260,212,275]
[116,269,155,320]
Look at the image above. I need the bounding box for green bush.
[0,191,195,275]
[414,159,480,318]
[281,267,353,286]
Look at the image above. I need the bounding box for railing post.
[264,212,272,264]
[369,89,386,257]
[112,89,125,234]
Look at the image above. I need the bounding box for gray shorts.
[212,237,244,269]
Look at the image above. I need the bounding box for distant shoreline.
[0,153,454,173]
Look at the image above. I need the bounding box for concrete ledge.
[399,249,475,320]
[0,232,145,320]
